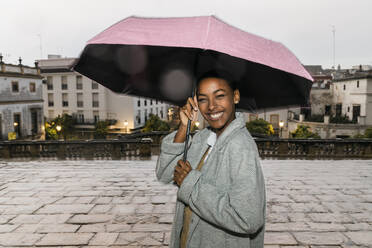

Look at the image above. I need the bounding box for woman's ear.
[233,89,240,104]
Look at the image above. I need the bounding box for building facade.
[38,55,169,133]
[0,57,44,140]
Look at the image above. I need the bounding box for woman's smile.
[197,77,240,137]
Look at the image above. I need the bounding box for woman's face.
[197,77,240,137]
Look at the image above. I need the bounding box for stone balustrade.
[1,133,371,160]
[0,139,151,160]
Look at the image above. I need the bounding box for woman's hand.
[179,95,198,127]
[173,94,198,143]
[174,159,192,187]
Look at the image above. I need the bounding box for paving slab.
[0,158,371,247]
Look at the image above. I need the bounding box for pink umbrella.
[73,15,313,160]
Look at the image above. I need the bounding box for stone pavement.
[0,158,371,248]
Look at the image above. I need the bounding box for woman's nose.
[208,99,216,111]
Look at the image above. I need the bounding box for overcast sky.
[1,0,371,69]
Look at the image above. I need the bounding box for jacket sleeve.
[155,130,192,184]
[177,139,266,234]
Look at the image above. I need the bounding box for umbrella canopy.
[73,15,313,112]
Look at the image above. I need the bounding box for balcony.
[73,118,117,125]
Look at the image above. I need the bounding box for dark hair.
[196,70,237,93]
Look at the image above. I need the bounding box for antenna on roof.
[331,25,336,69]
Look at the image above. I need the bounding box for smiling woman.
[156,70,266,248]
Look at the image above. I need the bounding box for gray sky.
[1,0,371,69]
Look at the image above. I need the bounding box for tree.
[246,119,274,136]
[291,125,320,139]
[45,114,75,140]
[142,114,170,132]
[94,120,110,139]
[364,127,372,138]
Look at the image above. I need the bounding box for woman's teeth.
[209,112,223,120]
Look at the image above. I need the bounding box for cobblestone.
[0,158,371,247]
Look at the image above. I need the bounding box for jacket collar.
[199,111,246,149]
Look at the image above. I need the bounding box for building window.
[61,76,68,90]
[29,82,36,92]
[48,93,54,107]
[150,99,153,105]
[62,93,68,107]
[156,107,158,115]
[92,93,99,107]
[347,106,350,112]
[325,105,331,115]
[144,100,147,106]
[47,76,53,90]
[160,109,163,119]
[77,111,84,124]
[92,81,98,90]
[357,80,359,88]
[343,84,346,90]
[93,111,99,123]
[156,99,158,104]
[76,75,83,90]
[336,103,342,117]
[145,109,148,122]
[11,81,19,92]
[137,99,141,107]
[137,110,141,124]
[77,93,83,107]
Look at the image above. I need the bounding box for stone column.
[324,115,330,124]
[299,114,305,122]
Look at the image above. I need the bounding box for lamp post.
[56,125,62,140]
[279,120,284,138]
[124,120,128,133]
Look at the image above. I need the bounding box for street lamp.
[124,120,128,133]
[56,125,62,132]
[279,120,284,138]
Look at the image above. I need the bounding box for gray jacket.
[156,112,266,248]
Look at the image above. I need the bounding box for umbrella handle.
[182,86,196,162]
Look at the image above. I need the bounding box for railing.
[0,139,151,160]
[1,133,371,160]
[123,131,372,159]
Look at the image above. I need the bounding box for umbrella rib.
[203,16,212,50]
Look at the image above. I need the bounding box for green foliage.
[352,133,366,139]
[305,114,324,122]
[94,120,110,139]
[142,114,170,132]
[291,125,321,139]
[45,114,75,140]
[246,119,274,136]
[364,127,372,138]
[330,114,354,124]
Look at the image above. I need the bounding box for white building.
[0,57,44,140]
[331,73,372,125]
[38,55,169,133]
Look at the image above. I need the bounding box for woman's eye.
[217,94,225,98]
[198,98,206,102]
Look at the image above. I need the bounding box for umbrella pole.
[182,84,196,162]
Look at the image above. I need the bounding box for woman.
[156,70,266,248]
